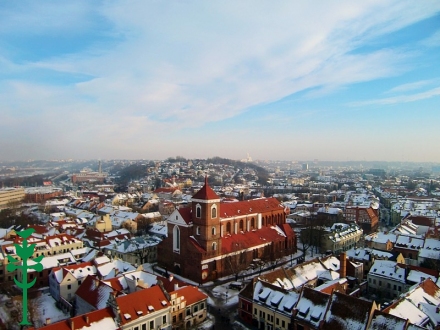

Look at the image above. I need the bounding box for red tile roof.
[75,275,122,310]
[170,286,208,306]
[192,177,220,200]
[220,198,284,217]
[178,207,193,224]
[221,226,288,254]
[28,307,117,330]
[116,285,170,325]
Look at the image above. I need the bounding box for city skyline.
[1,1,440,162]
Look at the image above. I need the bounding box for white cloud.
[1,1,440,160]
[349,86,440,106]
[385,79,440,94]
[421,30,440,47]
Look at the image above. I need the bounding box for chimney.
[169,274,174,282]
[174,283,179,291]
[46,318,51,325]
[84,315,89,325]
[340,252,347,278]
[69,319,74,330]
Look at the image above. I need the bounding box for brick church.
[157,178,297,283]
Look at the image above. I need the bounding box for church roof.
[192,177,220,200]
[220,198,285,217]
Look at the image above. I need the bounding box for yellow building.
[0,187,25,210]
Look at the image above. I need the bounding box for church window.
[196,204,201,218]
[196,227,200,235]
[251,218,255,229]
[173,226,180,252]
[211,205,217,218]
[212,227,216,235]
[212,242,217,251]
[226,222,231,234]
[239,220,244,231]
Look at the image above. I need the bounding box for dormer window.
[196,204,201,218]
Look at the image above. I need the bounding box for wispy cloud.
[1,1,440,160]
[385,79,440,94]
[420,30,440,47]
[349,86,440,106]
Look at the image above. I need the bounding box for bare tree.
[132,238,152,265]
[225,245,247,281]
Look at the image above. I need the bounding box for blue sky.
[1,1,440,162]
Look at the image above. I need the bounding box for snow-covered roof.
[368,260,405,283]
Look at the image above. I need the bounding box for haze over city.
[1,1,440,162]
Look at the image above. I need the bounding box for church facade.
[157,178,297,283]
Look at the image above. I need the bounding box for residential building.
[0,187,25,209]
[345,206,379,234]
[107,285,172,330]
[320,223,363,255]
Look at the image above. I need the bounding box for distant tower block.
[98,160,102,174]
[302,163,309,170]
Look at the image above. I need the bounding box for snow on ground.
[210,283,240,308]
[30,291,70,328]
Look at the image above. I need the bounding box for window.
[393,284,397,290]
[387,283,391,289]
[67,285,71,290]
[186,309,191,316]
[226,222,231,234]
[149,321,154,330]
[173,226,180,252]
[201,302,204,309]
[196,204,201,218]
[134,327,138,330]
[212,227,216,235]
[211,205,217,218]
[212,242,217,251]
[196,227,200,235]
[254,308,257,315]
[142,325,146,330]
[379,281,382,287]
[282,320,285,327]
[194,305,198,312]
[173,316,176,323]
[163,315,166,324]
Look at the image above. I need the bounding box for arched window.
[211,205,217,218]
[226,222,231,234]
[173,226,180,252]
[196,226,200,235]
[212,242,217,251]
[196,204,201,218]
[251,218,255,229]
[239,220,244,231]
[212,227,216,235]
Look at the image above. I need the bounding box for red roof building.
[158,178,296,283]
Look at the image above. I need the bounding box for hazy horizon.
[1,2,440,162]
